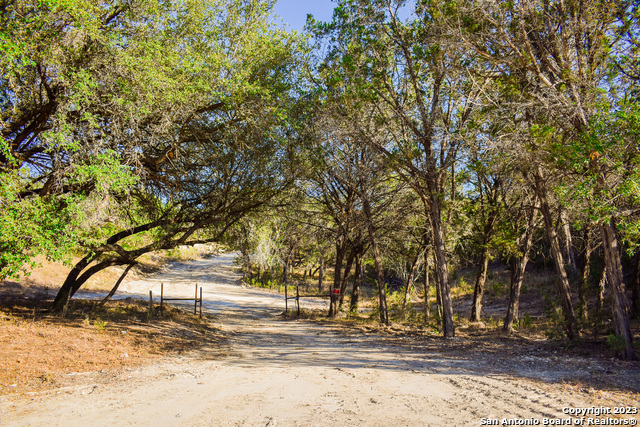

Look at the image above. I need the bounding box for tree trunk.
[100,264,135,306]
[470,247,490,322]
[362,197,388,325]
[329,240,345,317]
[318,258,324,293]
[423,246,431,323]
[53,255,94,310]
[578,226,593,322]
[401,251,421,320]
[54,257,130,311]
[598,265,607,314]
[432,246,444,323]
[533,174,578,340]
[600,221,636,360]
[503,206,537,332]
[560,208,578,277]
[350,251,362,313]
[429,198,454,337]
[338,249,355,309]
[281,250,291,284]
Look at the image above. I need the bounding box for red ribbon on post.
[333,289,340,295]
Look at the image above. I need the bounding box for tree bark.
[533,173,578,340]
[401,251,421,320]
[329,239,345,317]
[338,248,355,309]
[429,198,454,337]
[350,251,362,313]
[423,246,431,323]
[362,197,388,325]
[503,206,537,332]
[470,247,490,322]
[578,226,593,322]
[600,221,636,360]
[281,250,291,284]
[54,257,131,311]
[598,265,607,314]
[432,247,444,323]
[53,254,95,310]
[318,257,324,293]
[560,209,578,277]
[100,264,135,306]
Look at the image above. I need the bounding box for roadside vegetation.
[0,293,223,396]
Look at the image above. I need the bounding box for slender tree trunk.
[100,264,135,306]
[429,198,454,337]
[533,174,578,340]
[600,221,636,360]
[329,239,345,317]
[318,258,324,293]
[401,251,421,320]
[470,247,490,322]
[338,249,355,309]
[432,248,443,323]
[362,197,388,325]
[598,266,607,314]
[350,251,362,313]
[282,250,291,284]
[578,226,593,322]
[560,209,578,277]
[504,257,523,332]
[504,207,537,332]
[423,246,431,323]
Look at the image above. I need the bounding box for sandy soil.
[2,253,639,426]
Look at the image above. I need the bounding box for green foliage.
[1,0,305,284]
[0,170,82,278]
[514,313,532,330]
[93,318,108,333]
[552,100,640,253]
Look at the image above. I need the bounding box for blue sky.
[272,0,336,31]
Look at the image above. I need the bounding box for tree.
[311,0,489,336]
[1,0,310,309]
[445,0,638,355]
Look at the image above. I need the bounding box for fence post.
[199,287,203,319]
[296,285,300,316]
[160,283,164,310]
[285,284,288,313]
[148,290,153,320]
[194,283,198,315]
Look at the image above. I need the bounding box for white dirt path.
[2,253,639,426]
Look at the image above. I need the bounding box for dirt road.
[2,253,639,426]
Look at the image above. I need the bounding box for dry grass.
[0,245,226,397]
[0,295,226,397]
